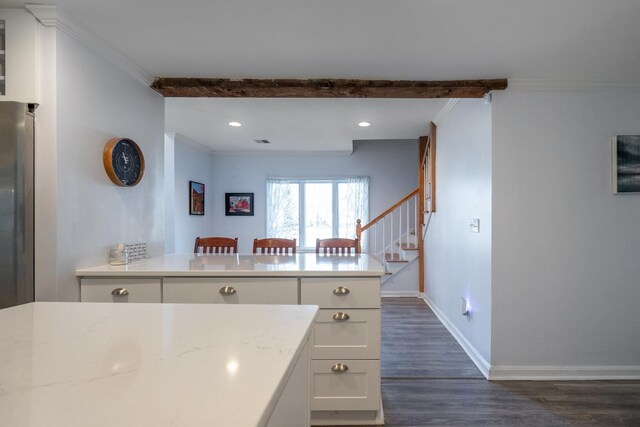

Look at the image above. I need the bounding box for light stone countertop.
[76,253,385,277]
[0,302,318,427]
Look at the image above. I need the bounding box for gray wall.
[425,99,493,369]
[171,135,215,253]
[50,31,165,301]
[491,89,640,377]
[207,140,418,253]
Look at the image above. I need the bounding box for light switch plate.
[470,218,480,233]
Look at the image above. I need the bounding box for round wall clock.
[103,138,145,187]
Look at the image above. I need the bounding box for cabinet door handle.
[331,363,349,373]
[333,286,350,295]
[219,286,237,295]
[111,288,129,296]
[333,312,350,321]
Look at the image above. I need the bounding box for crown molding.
[25,4,152,86]
[433,98,460,126]
[508,79,640,92]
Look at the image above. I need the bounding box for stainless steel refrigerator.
[0,102,36,309]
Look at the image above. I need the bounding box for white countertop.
[76,253,385,277]
[0,302,318,427]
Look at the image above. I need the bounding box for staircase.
[357,189,420,283]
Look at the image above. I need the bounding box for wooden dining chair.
[194,237,238,254]
[252,238,296,255]
[316,238,360,255]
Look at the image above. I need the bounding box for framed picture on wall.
[190,181,205,215]
[225,193,254,216]
[612,135,640,194]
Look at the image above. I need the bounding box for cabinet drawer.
[310,359,380,411]
[80,278,161,303]
[301,278,380,308]
[311,309,380,360]
[163,277,298,304]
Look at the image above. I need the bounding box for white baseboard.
[420,293,491,379]
[419,295,640,381]
[382,291,420,298]
[489,365,640,380]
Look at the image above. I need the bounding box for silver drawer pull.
[111,288,129,296]
[331,363,349,373]
[333,312,350,321]
[219,286,237,295]
[333,286,350,296]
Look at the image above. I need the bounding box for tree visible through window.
[267,177,369,249]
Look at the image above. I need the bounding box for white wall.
[210,140,418,253]
[171,135,215,253]
[33,21,57,301]
[424,99,493,370]
[491,89,640,377]
[49,30,165,301]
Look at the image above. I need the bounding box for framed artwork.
[225,193,254,216]
[612,135,640,194]
[189,181,205,215]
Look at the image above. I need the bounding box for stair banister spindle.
[399,204,402,258]
[406,199,410,247]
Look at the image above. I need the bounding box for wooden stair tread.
[384,253,409,262]
[397,243,418,250]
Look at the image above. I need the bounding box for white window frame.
[267,177,369,250]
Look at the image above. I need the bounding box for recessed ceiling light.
[358,121,371,127]
[228,121,242,127]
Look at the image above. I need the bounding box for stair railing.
[356,188,419,262]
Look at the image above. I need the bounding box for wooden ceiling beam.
[150,78,508,98]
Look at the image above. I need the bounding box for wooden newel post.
[356,219,362,253]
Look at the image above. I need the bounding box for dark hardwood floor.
[380,298,640,426]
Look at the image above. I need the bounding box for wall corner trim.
[432,98,460,126]
[420,293,491,378]
[25,4,153,86]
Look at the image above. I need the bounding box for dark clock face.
[111,139,142,185]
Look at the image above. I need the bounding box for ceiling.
[165,98,448,153]
[11,0,640,152]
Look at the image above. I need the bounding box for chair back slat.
[253,238,296,255]
[194,237,238,254]
[316,238,360,255]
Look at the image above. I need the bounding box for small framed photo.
[612,135,640,194]
[189,181,205,215]
[225,193,254,216]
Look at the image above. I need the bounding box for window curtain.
[266,178,299,240]
[340,177,369,249]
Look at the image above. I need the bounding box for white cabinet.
[301,277,380,308]
[163,277,298,305]
[266,342,311,427]
[0,9,38,101]
[311,309,380,360]
[301,277,381,418]
[311,359,381,411]
[80,278,161,303]
[77,258,383,426]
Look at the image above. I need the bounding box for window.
[267,177,369,249]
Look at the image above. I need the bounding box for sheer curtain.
[266,178,299,240]
[339,177,369,249]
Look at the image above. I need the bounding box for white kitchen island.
[0,302,317,427]
[76,253,386,425]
